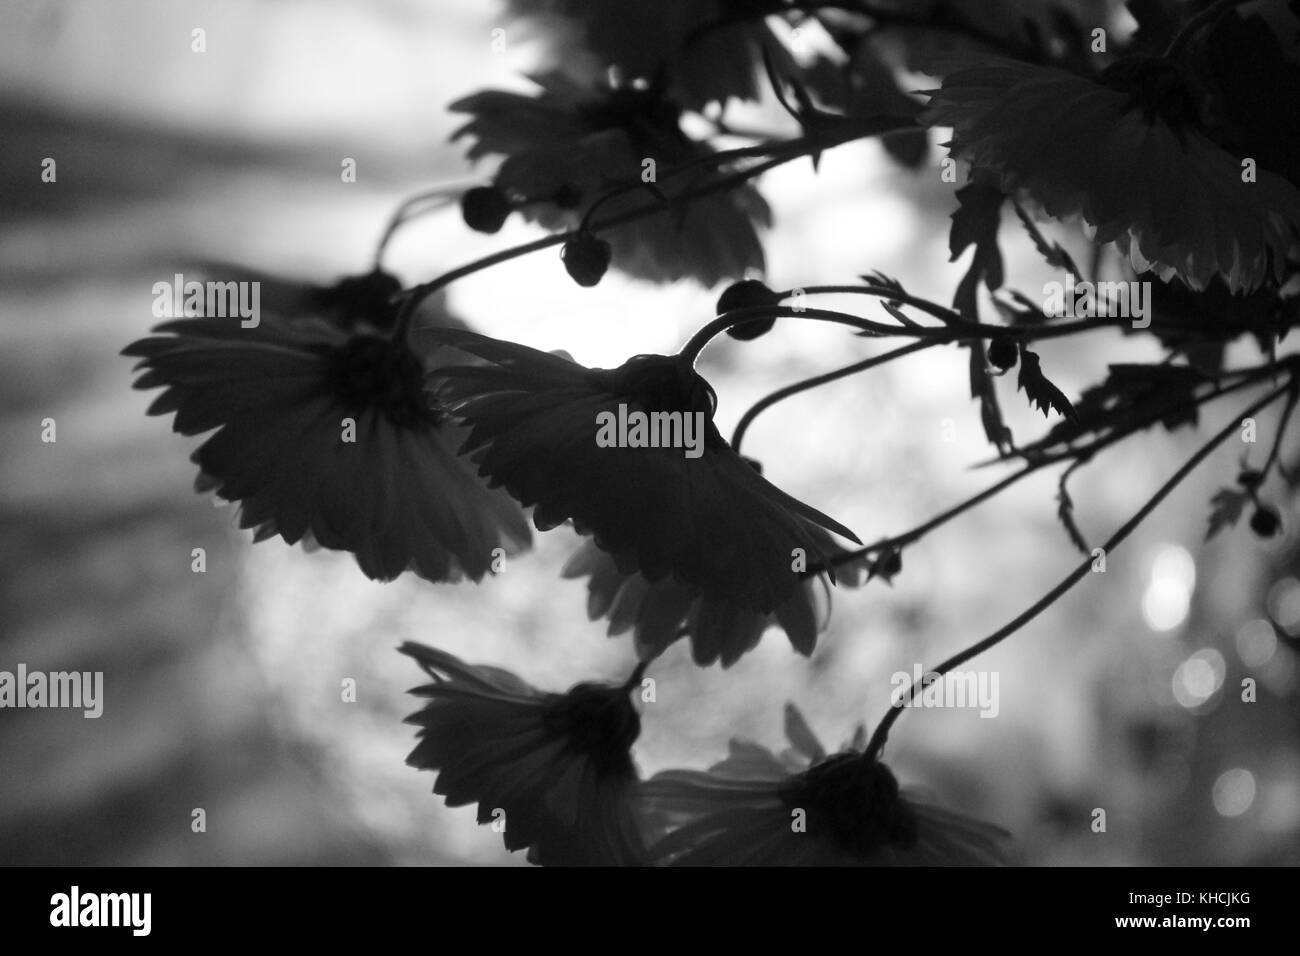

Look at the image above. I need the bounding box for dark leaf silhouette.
[1017,348,1076,420]
[1206,488,1249,541]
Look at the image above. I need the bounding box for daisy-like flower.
[400,641,648,866]
[122,279,530,583]
[450,72,771,286]
[921,55,1300,291]
[642,703,1009,865]
[562,458,870,667]
[428,329,860,615]
[506,0,796,110]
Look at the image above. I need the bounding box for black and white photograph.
[0,0,1296,930]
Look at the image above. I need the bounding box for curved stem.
[679,305,956,364]
[372,183,473,270]
[863,376,1295,761]
[732,340,936,451]
[390,121,903,339]
[827,362,1286,569]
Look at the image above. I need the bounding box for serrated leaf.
[1206,487,1248,540]
[1014,202,1080,278]
[1018,348,1077,420]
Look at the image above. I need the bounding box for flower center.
[328,336,440,428]
[544,683,641,778]
[1099,56,1199,130]
[779,754,918,857]
[606,354,718,418]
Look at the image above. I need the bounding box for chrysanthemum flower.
[122,284,530,583]
[922,55,1300,291]
[562,458,870,667]
[506,0,795,110]
[642,703,1008,865]
[400,641,647,866]
[450,72,770,285]
[428,329,860,615]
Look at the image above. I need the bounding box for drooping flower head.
[400,642,647,866]
[642,703,1008,865]
[450,72,770,285]
[922,54,1300,291]
[122,273,530,582]
[428,329,860,615]
[563,457,870,667]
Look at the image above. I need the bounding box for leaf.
[1013,202,1080,278]
[881,300,918,326]
[1056,478,1089,554]
[860,270,907,296]
[1018,348,1077,420]
[992,288,1048,326]
[783,703,826,763]
[1206,488,1249,540]
[949,172,1005,320]
[971,342,1014,453]
[866,544,903,585]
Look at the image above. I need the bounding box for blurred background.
[1,0,1297,865]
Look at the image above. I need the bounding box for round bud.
[987,337,1019,371]
[718,279,780,340]
[1250,506,1281,538]
[562,233,612,287]
[461,186,511,234]
[316,269,403,329]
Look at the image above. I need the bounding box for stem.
[623,659,651,690]
[1261,380,1299,477]
[776,285,966,327]
[391,121,903,339]
[827,362,1285,569]
[863,376,1295,761]
[679,305,956,364]
[732,340,936,451]
[372,183,473,270]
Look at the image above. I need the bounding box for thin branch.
[732,341,936,451]
[864,376,1295,761]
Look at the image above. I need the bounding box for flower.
[922,55,1300,292]
[122,274,531,582]
[400,641,648,866]
[562,458,870,667]
[450,72,770,286]
[506,0,796,110]
[428,329,860,615]
[641,703,1009,865]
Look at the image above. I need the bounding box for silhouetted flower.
[922,56,1300,291]
[429,329,860,614]
[400,641,647,866]
[562,462,869,666]
[507,0,796,110]
[450,73,770,285]
[123,290,530,582]
[642,703,1008,865]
